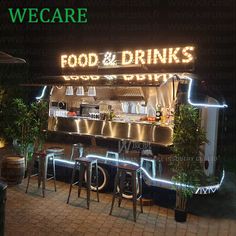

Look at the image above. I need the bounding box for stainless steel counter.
[48,117,173,146]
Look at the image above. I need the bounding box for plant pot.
[174,208,187,222]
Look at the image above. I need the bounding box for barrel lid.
[0,180,7,191]
[5,156,23,160]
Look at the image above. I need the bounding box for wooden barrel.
[1,156,25,185]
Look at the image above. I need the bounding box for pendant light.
[65,86,74,96]
[76,86,84,96]
[88,86,96,96]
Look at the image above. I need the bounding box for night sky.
[0,0,235,159]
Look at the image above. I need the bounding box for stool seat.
[67,157,99,209]
[110,164,143,222]
[25,152,57,197]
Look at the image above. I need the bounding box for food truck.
[28,45,227,197]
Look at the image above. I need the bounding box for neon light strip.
[54,155,225,193]
[184,76,228,108]
[36,86,47,100]
[86,154,221,189]
[195,169,225,194]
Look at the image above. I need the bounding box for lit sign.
[61,46,195,68]
[62,73,175,82]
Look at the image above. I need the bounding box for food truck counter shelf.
[58,115,171,125]
[48,116,173,146]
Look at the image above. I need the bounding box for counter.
[48,116,173,146]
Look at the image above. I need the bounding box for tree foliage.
[170,105,207,204]
[2,98,48,159]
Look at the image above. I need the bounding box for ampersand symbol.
[102,52,117,66]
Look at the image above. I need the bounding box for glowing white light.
[102,52,117,66]
[36,86,47,100]
[185,76,228,108]
[54,155,225,194]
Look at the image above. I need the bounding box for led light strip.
[184,76,228,108]
[36,86,47,100]
[55,155,225,194]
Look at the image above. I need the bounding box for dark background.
[0,0,235,169]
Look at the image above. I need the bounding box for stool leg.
[78,164,84,198]
[53,157,57,192]
[118,171,125,207]
[132,171,137,222]
[96,162,99,202]
[25,160,33,193]
[38,159,41,189]
[138,171,143,213]
[42,157,48,198]
[110,170,119,215]
[86,164,91,209]
[67,163,77,204]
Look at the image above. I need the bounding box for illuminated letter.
[153,74,162,82]
[90,75,100,80]
[168,47,180,63]
[153,49,167,64]
[61,55,68,68]
[136,74,146,80]
[63,76,70,81]
[81,76,89,80]
[67,54,77,67]
[78,54,88,67]
[122,51,133,65]
[88,53,98,67]
[135,50,146,64]
[147,49,152,64]
[70,76,79,80]
[123,75,134,81]
[182,46,194,63]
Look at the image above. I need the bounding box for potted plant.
[170,104,207,222]
[3,98,48,168]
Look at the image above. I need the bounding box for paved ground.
[4,178,236,236]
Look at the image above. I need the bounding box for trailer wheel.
[84,165,109,192]
[117,172,139,199]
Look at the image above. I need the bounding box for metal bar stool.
[25,152,56,197]
[110,163,143,222]
[70,143,84,161]
[67,157,99,209]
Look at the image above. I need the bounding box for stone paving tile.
[3,178,236,236]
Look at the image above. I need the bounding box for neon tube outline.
[55,155,225,194]
[184,75,228,108]
[36,86,47,100]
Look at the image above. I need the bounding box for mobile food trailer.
[26,45,227,197]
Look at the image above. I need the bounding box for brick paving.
[4,178,236,236]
